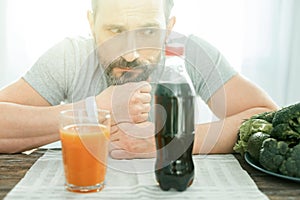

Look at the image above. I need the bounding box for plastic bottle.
[154,45,195,191]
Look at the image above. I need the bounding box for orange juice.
[60,124,110,192]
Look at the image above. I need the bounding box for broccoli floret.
[270,123,300,141]
[279,144,300,177]
[272,102,300,133]
[251,111,276,123]
[234,119,272,155]
[247,132,270,162]
[259,138,289,173]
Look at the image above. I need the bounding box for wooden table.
[0,149,299,200]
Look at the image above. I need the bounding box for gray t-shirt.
[23,35,237,105]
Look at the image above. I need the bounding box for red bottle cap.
[165,45,184,56]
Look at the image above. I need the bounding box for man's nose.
[121,50,140,63]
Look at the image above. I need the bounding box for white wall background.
[0,0,7,87]
[241,0,300,107]
[172,0,244,71]
[0,0,90,89]
[0,0,299,107]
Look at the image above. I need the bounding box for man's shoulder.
[50,36,96,64]
[41,36,95,58]
[168,33,214,51]
[62,36,95,52]
[187,34,208,45]
[185,34,221,60]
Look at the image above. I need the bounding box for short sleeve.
[185,35,237,103]
[23,38,76,105]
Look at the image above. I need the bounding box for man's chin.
[107,72,149,85]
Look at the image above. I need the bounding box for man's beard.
[104,57,156,86]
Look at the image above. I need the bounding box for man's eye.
[140,28,156,36]
[110,28,122,34]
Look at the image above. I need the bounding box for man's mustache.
[108,57,144,70]
[104,57,156,86]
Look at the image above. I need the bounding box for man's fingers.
[131,113,149,123]
[129,103,151,115]
[139,93,151,103]
[142,103,151,113]
[108,122,156,159]
[130,93,151,105]
[139,83,152,93]
[110,149,134,160]
[110,131,120,142]
[119,81,151,93]
[111,125,118,134]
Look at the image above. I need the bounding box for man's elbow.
[263,100,279,111]
[0,139,30,154]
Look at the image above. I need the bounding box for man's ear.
[167,16,176,31]
[87,10,95,37]
[165,16,176,41]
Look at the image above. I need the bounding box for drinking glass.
[59,109,111,193]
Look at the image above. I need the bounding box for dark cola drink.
[154,82,195,191]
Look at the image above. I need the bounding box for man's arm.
[193,74,278,154]
[0,79,70,153]
[0,79,152,154]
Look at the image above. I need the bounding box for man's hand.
[96,81,152,125]
[109,121,156,159]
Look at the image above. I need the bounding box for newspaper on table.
[5,150,269,200]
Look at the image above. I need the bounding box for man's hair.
[91,0,174,20]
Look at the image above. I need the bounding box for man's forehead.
[95,0,165,26]
[96,0,164,12]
